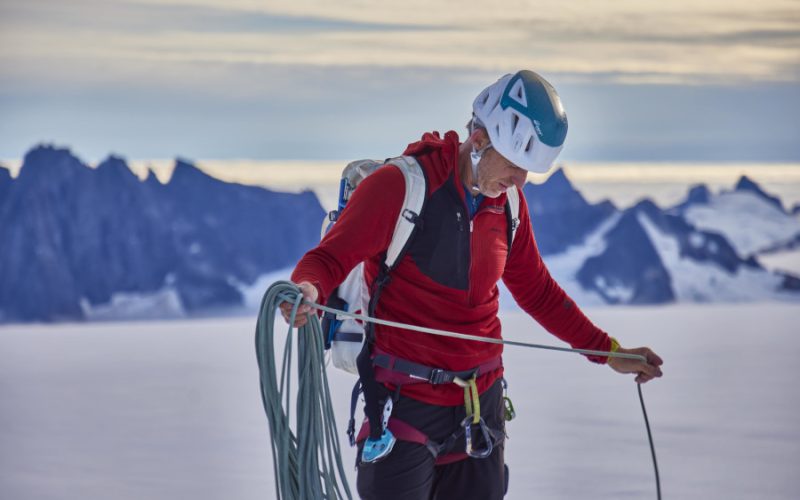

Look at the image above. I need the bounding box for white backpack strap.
[384,156,426,269]
[506,187,521,248]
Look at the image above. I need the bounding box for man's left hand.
[608,346,663,384]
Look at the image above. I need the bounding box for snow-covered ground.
[80,287,185,321]
[2,303,798,499]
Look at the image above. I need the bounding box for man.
[281,70,663,499]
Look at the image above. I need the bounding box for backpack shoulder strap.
[384,155,427,269]
[505,187,521,251]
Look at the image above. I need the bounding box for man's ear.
[469,127,490,149]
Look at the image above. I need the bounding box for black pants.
[356,379,508,500]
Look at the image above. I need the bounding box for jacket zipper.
[466,205,506,307]
[456,211,467,293]
[468,218,474,307]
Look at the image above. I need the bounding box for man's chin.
[482,187,504,198]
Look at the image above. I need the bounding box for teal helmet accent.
[472,70,568,173]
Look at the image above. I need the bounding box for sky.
[1,0,799,163]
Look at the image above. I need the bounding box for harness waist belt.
[372,350,502,385]
[355,416,505,465]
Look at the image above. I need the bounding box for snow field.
[1,303,798,499]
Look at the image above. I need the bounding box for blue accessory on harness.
[361,429,397,463]
[361,395,398,463]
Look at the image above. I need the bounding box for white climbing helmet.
[472,70,568,173]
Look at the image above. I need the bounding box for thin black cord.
[638,383,661,500]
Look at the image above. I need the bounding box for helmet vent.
[512,112,519,130]
[524,136,534,153]
[508,80,528,107]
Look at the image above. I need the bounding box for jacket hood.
[403,130,460,166]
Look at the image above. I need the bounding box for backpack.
[320,156,521,374]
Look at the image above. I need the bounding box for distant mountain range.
[1,145,798,323]
[0,145,324,323]
[528,168,800,305]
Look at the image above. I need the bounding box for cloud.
[0,0,434,33]
[1,0,798,87]
[1,0,798,160]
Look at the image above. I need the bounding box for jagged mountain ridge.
[670,175,800,257]
[734,175,786,213]
[530,173,799,305]
[0,145,325,322]
[523,168,616,256]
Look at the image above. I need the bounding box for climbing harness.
[350,348,507,465]
[256,281,662,500]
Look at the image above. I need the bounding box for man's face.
[475,147,528,198]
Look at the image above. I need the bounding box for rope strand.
[280,291,647,363]
[638,383,662,500]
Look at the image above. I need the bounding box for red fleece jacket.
[292,131,612,406]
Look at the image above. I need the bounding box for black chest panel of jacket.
[408,173,471,290]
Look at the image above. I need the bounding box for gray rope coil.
[255,281,352,500]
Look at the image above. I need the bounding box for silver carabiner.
[462,416,494,459]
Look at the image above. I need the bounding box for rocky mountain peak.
[735,175,784,212]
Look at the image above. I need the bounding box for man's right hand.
[279,281,319,327]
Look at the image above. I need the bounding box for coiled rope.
[256,281,661,500]
[255,281,352,500]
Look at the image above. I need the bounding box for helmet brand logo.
[533,119,543,137]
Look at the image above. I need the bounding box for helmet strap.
[469,143,492,192]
